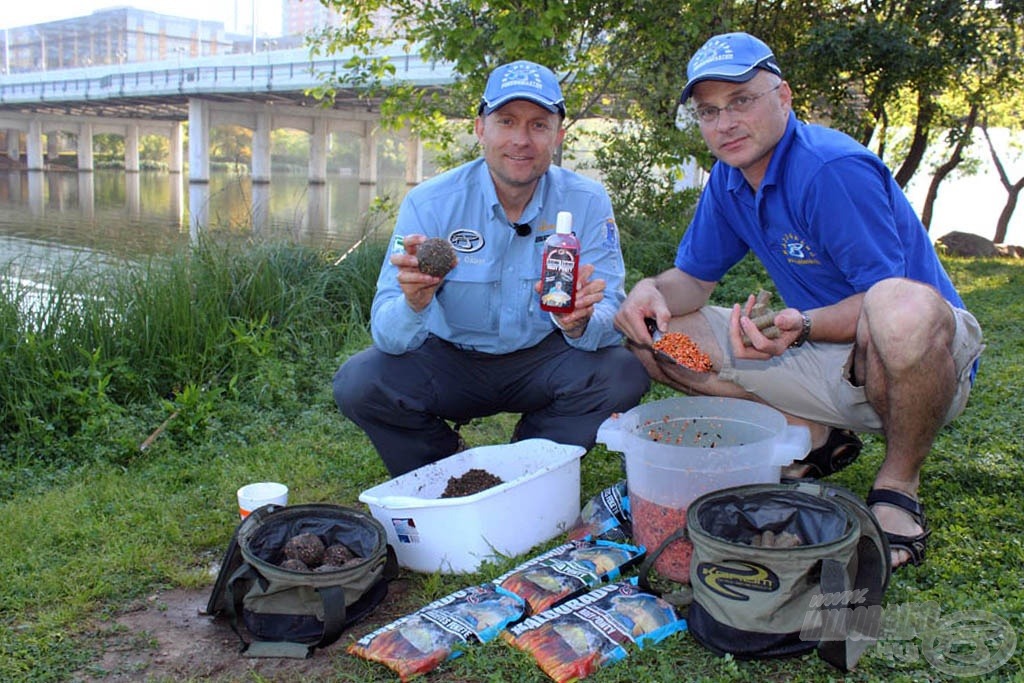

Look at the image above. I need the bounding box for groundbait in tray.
[494,538,643,616]
[347,583,524,681]
[506,578,687,683]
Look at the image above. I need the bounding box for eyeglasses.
[690,83,782,125]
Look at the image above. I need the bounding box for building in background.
[1,8,233,74]
[282,0,345,35]
[0,2,398,74]
[281,0,393,37]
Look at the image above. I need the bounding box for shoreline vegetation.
[1,231,1022,681]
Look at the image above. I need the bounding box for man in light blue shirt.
[334,60,649,477]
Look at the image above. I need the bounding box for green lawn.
[1,253,1021,682]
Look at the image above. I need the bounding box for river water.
[2,159,1021,286]
[0,169,411,281]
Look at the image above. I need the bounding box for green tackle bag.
[641,481,889,671]
[206,503,397,659]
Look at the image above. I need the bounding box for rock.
[935,231,999,258]
[995,243,1024,258]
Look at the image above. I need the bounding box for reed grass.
[0,237,386,473]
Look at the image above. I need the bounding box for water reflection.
[0,169,408,268]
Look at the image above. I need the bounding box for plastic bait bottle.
[539,211,580,313]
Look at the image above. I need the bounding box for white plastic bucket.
[596,397,810,582]
[358,439,585,574]
[236,481,289,520]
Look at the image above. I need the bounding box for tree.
[980,119,1024,244]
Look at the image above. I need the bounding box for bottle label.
[541,247,577,311]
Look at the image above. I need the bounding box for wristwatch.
[790,313,812,348]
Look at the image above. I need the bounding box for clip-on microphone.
[511,222,532,237]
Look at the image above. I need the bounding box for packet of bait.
[347,583,524,681]
[494,538,644,617]
[505,578,687,683]
[566,480,632,543]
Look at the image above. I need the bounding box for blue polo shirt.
[371,158,627,355]
[675,112,965,312]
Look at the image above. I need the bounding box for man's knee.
[863,280,953,355]
[332,351,375,418]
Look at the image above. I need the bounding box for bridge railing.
[0,45,453,105]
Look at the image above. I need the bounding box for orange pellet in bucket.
[631,493,692,583]
[653,332,713,372]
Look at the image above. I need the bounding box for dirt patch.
[77,579,414,682]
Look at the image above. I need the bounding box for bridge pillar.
[26,119,45,169]
[309,117,328,184]
[125,124,140,173]
[47,133,60,163]
[360,121,377,185]
[27,119,44,171]
[405,135,423,185]
[6,130,19,161]
[252,111,272,184]
[169,123,183,174]
[188,99,211,183]
[78,123,94,172]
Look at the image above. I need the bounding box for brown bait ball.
[417,237,457,277]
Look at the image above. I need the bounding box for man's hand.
[391,234,449,312]
[613,277,671,347]
[539,263,603,338]
[732,294,808,358]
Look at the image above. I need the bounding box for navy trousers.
[333,333,650,477]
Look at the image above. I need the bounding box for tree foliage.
[311,0,1024,241]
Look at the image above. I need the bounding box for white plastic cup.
[237,482,288,519]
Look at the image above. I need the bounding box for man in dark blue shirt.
[615,32,984,570]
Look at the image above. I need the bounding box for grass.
[0,235,1022,682]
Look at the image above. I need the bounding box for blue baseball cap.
[479,60,566,117]
[679,32,782,103]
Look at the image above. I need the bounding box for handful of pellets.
[740,289,783,347]
[279,532,359,573]
[748,530,803,548]
[652,333,713,372]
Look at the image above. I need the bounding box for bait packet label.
[506,579,687,683]
[567,480,632,543]
[494,538,643,616]
[347,583,524,681]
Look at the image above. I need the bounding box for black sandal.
[794,428,862,478]
[867,488,932,569]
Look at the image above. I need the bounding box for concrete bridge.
[0,45,454,187]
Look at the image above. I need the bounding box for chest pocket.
[436,267,501,333]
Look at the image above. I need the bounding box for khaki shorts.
[701,304,985,433]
